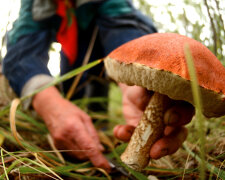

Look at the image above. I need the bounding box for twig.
[66,26,99,99]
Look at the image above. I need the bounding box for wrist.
[32,86,63,116]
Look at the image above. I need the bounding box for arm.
[3,0,110,170]
[3,29,110,171]
[3,31,53,97]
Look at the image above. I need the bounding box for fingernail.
[168,112,180,125]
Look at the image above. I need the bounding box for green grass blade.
[73,97,108,107]
[0,128,110,179]
[0,59,102,118]
[184,45,203,110]
[145,166,197,174]
[0,105,10,118]
[216,152,225,160]
[0,128,61,163]
[34,153,63,180]
[18,166,107,180]
[184,44,206,180]
[183,143,225,179]
[0,157,19,179]
[16,110,48,133]
[0,157,59,180]
[59,172,107,180]
[1,148,9,180]
[0,148,61,180]
[21,59,102,101]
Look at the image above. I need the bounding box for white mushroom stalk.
[121,92,169,171]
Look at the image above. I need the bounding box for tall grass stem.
[1,148,9,180]
[184,44,206,180]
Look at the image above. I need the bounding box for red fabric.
[55,0,78,65]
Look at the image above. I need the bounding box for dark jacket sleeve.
[3,31,54,96]
[2,0,59,96]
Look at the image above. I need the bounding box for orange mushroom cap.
[104,33,225,117]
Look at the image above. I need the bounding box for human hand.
[32,86,110,170]
[114,84,194,159]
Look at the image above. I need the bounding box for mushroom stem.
[121,92,169,171]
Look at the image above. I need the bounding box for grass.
[0,59,224,179]
[184,44,206,180]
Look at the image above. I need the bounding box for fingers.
[113,125,135,142]
[123,106,143,127]
[150,126,188,159]
[164,102,195,126]
[35,93,110,171]
[73,120,111,171]
[57,140,89,160]
[53,132,89,160]
[80,113,104,151]
[122,86,151,126]
[54,119,110,170]
[123,85,151,111]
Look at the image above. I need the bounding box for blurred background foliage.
[0,0,225,66]
[133,0,225,65]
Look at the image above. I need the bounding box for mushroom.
[104,33,225,171]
